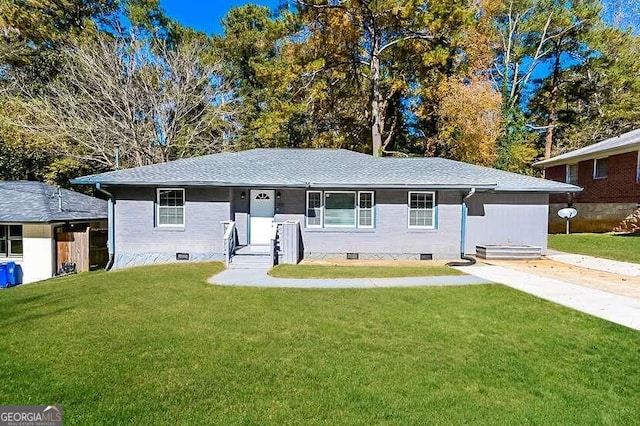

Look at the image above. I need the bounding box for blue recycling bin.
[0,263,8,288]
[7,262,22,287]
[0,262,22,288]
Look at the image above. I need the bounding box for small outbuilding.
[72,149,579,269]
[0,181,108,283]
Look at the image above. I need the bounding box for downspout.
[446,188,477,267]
[96,183,115,271]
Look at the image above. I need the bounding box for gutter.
[71,180,498,191]
[446,188,477,267]
[533,142,640,168]
[95,183,115,271]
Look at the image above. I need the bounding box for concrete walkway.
[210,268,491,288]
[547,250,640,277]
[456,263,640,331]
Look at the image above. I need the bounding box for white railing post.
[269,222,281,267]
[221,220,236,267]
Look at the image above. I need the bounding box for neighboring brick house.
[534,129,640,233]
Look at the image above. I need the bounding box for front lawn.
[269,264,464,278]
[0,263,638,424]
[549,233,640,263]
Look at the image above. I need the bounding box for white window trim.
[156,188,185,227]
[407,191,436,229]
[566,164,578,184]
[636,151,640,183]
[324,191,357,228]
[305,191,323,228]
[357,191,375,229]
[0,223,23,258]
[593,158,608,180]
[305,191,376,229]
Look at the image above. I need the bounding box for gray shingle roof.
[0,181,107,223]
[72,149,580,193]
[534,128,640,168]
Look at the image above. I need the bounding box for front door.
[249,190,275,245]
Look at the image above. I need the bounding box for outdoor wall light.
[240,191,246,199]
[277,191,281,199]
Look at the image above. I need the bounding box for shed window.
[566,164,578,184]
[0,225,23,257]
[593,158,608,179]
[157,189,185,226]
[408,192,435,228]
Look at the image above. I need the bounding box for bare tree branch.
[4,33,237,170]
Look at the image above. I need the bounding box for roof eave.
[534,142,640,168]
[72,180,499,190]
[495,186,583,193]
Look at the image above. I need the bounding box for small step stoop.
[228,254,272,269]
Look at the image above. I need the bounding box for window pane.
[158,207,184,225]
[595,159,608,178]
[10,239,23,256]
[9,225,22,238]
[410,193,432,209]
[567,165,578,184]
[308,192,321,208]
[0,226,6,239]
[359,209,372,227]
[325,192,355,226]
[0,239,6,256]
[409,209,433,227]
[159,190,184,207]
[359,192,372,209]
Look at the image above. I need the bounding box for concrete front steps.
[228,245,273,269]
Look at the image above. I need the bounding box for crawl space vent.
[420,253,433,261]
[346,253,359,260]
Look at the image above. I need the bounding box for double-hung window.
[593,158,608,179]
[358,191,374,228]
[306,191,323,227]
[408,192,435,229]
[566,164,578,184]
[0,225,23,257]
[305,191,374,228]
[157,189,185,226]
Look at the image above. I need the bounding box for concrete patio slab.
[209,268,491,288]
[457,263,640,331]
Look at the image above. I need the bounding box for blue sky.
[160,0,281,35]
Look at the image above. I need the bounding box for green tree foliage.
[295,0,474,156]
[529,26,640,154]
[214,5,307,149]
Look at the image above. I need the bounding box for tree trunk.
[371,30,382,157]
[545,43,561,159]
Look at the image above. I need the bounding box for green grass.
[1,263,638,424]
[549,233,640,263]
[269,264,464,278]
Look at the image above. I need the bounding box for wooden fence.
[56,227,108,272]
